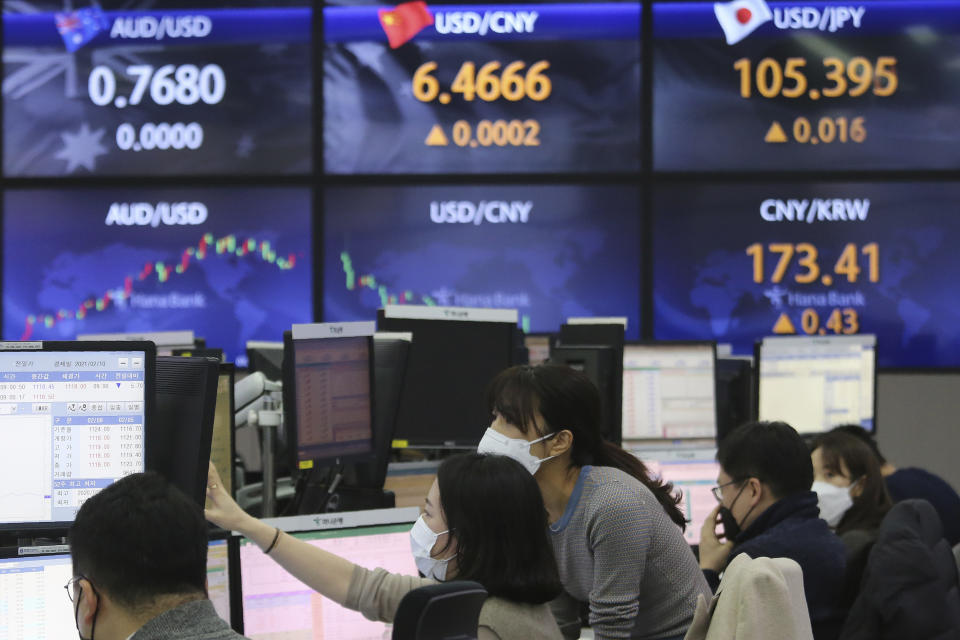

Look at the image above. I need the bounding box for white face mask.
[476,427,557,475]
[812,480,855,528]
[409,515,454,581]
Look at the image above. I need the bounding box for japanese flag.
[714,0,772,45]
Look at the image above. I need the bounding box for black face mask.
[718,481,755,541]
[74,580,99,640]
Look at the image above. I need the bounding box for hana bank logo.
[714,0,865,45]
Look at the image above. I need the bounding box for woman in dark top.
[811,430,893,606]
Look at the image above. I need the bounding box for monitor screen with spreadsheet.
[758,335,876,434]
[0,553,75,639]
[0,342,154,529]
[208,538,232,625]
[631,445,719,546]
[286,334,374,469]
[239,523,418,639]
[622,343,717,440]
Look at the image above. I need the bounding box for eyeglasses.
[64,576,84,603]
[711,479,744,502]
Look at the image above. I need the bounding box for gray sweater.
[130,599,248,640]
[549,466,711,640]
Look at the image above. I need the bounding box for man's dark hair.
[830,424,887,465]
[435,453,562,605]
[70,471,207,610]
[718,421,814,499]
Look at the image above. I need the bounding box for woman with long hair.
[810,430,893,536]
[206,453,564,640]
[478,364,711,640]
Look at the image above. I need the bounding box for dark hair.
[717,421,813,499]
[70,472,208,610]
[486,364,686,529]
[812,431,892,534]
[830,424,887,465]
[436,453,562,604]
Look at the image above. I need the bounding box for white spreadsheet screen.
[0,350,146,524]
[622,344,717,439]
[759,335,875,434]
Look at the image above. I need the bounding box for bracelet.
[264,527,282,554]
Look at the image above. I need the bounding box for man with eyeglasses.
[68,471,248,640]
[698,421,847,640]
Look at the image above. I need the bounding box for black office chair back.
[392,581,488,640]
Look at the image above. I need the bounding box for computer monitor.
[549,345,619,444]
[77,331,195,356]
[621,342,718,441]
[347,334,412,491]
[716,357,755,442]
[245,341,285,381]
[557,322,626,443]
[524,334,553,366]
[210,364,236,500]
[0,551,75,638]
[238,508,420,638]
[207,537,233,626]
[757,335,877,434]
[377,306,519,448]
[0,341,154,530]
[150,357,220,507]
[284,323,375,471]
[630,444,720,546]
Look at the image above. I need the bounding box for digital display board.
[653,0,960,171]
[323,184,641,337]
[3,187,312,367]
[652,182,960,367]
[324,1,640,174]
[3,1,312,177]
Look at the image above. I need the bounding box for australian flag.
[55,6,109,52]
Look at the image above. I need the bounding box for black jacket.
[839,499,960,640]
[704,491,847,640]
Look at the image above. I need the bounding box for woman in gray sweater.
[479,365,712,640]
[206,453,563,640]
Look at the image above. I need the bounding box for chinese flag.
[378,1,434,49]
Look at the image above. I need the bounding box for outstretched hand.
[204,461,249,532]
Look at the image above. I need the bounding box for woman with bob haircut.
[206,453,563,640]
[478,364,711,640]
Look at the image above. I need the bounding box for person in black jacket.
[839,499,960,640]
[699,421,847,640]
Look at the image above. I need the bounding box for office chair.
[392,581,488,640]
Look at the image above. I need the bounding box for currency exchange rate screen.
[324,0,641,174]
[3,1,313,177]
[654,1,960,171]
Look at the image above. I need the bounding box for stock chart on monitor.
[653,1,960,171]
[2,188,312,367]
[323,184,641,337]
[324,0,641,174]
[3,1,312,177]
[652,181,960,367]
